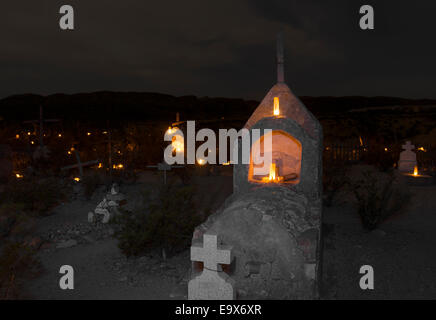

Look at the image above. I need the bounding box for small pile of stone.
[88,183,126,224]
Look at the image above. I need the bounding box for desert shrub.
[322,159,349,207]
[348,167,410,230]
[113,184,201,257]
[1,177,67,216]
[0,242,41,299]
[0,203,41,299]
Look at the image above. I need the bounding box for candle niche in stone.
[249,130,302,184]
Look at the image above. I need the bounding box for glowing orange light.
[113,164,124,170]
[273,97,280,116]
[359,137,363,146]
[98,163,103,169]
[87,132,91,136]
[261,163,283,183]
[222,161,230,166]
[197,159,206,165]
[74,177,81,182]
[15,173,23,179]
[15,134,20,139]
[27,132,31,136]
[417,147,427,152]
[30,141,34,145]
[413,166,418,176]
[58,134,62,138]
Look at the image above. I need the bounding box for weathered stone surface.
[193,186,321,299]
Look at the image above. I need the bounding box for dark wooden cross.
[61,149,99,179]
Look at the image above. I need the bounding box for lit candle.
[273,97,280,116]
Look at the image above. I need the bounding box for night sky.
[1,0,436,100]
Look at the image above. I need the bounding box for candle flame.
[261,163,283,183]
[413,166,418,176]
[273,97,280,116]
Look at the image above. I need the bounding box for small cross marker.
[402,141,415,152]
[191,233,233,271]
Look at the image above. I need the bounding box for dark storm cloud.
[0,0,435,99]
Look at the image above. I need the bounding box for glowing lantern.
[413,166,418,176]
[273,97,280,116]
[74,177,81,182]
[417,147,427,152]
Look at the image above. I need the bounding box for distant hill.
[1,91,435,123]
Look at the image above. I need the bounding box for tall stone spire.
[276,32,285,83]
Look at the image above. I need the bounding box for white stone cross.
[402,141,415,152]
[188,232,235,300]
[191,233,232,271]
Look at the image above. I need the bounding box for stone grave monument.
[190,33,323,299]
[88,183,126,223]
[188,233,235,300]
[398,141,417,173]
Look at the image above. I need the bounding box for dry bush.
[347,165,410,230]
[2,176,68,216]
[0,203,41,299]
[0,242,41,299]
[113,183,201,257]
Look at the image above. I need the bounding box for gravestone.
[398,141,417,173]
[188,233,235,300]
[88,183,126,223]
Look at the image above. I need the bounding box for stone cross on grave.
[188,233,235,300]
[398,140,417,173]
[402,141,415,152]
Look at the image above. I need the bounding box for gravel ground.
[22,174,436,300]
